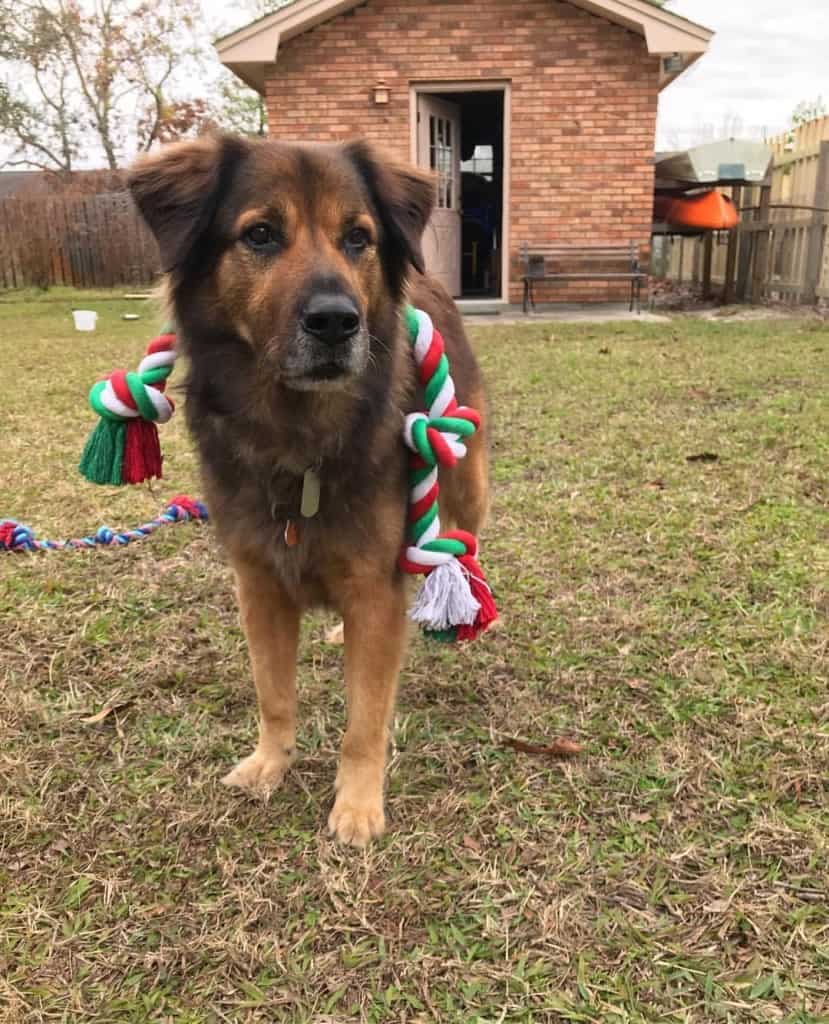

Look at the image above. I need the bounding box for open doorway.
[412,85,508,302]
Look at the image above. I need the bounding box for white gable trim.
[217,0,713,94]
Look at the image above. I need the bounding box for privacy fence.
[657,117,829,304]
[0,192,160,289]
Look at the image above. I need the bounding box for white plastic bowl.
[73,310,97,331]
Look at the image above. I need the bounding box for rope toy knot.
[79,329,178,486]
[89,333,177,425]
[399,306,498,642]
[1,521,35,552]
[165,496,209,521]
[403,408,481,468]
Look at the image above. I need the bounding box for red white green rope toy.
[399,305,498,642]
[5,307,497,643]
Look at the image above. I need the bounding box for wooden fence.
[658,118,829,304]
[0,192,160,289]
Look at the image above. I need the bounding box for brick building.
[218,0,712,306]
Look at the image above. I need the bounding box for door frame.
[409,80,512,305]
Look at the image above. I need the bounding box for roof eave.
[223,61,269,93]
[216,0,713,96]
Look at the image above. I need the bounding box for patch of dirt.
[651,279,829,321]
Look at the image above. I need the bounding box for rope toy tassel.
[409,558,480,631]
[122,419,163,484]
[79,330,177,486]
[455,555,498,642]
[400,306,498,642]
[79,417,127,486]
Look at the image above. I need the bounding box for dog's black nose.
[301,295,360,345]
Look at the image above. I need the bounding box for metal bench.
[520,242,646,314]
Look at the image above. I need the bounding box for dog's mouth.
[309,361,348,380]
[281,327,370,391]
[282,358,355,392]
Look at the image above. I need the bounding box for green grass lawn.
[1,291,827,1023]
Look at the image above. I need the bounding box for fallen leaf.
[81,706,115,724]
[80,700,132,724]
[644,479,666,490]
[137,903,174,920]
[502,737,582,757]
[704,899,732,914]
[686,452,719,463]
[626,678,648,690]
[630,812,652,824]
[687,388,711,400]
[462,834,481,852]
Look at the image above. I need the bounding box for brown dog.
[129,134,490,846]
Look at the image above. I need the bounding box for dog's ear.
[128,133,248,273]
[345,140,436,287]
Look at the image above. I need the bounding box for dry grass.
[1,291,828,1023]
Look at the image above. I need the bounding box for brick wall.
[264,0,659,304]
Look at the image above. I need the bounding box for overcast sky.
[657,0,827,149]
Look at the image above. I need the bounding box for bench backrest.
[520,242,641,275]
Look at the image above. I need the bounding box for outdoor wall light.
[373,81,390,105]
[662,53,683,74]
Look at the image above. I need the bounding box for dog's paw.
[328,793,386,848]
[221,747,293,796]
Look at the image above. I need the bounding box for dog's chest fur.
[185,326,416,605]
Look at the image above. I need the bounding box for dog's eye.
[243,223,280,251]
[344,227,371,254]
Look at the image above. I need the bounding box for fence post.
[701,232,713,299]
[751,183,772,301]
[804,141,829,304]
[723,186,743,303]
[736,184,754,301]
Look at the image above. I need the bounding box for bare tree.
[0,3,80,171]
[0,0,208,170]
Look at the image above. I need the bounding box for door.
[417,95,461,297]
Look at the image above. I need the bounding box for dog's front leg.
[329,574,408,847]
[222,556,300,795]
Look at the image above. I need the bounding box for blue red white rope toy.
[0,497,208,553]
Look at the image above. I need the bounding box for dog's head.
[129,134,435,394]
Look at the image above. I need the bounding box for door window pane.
[428,113,454,210]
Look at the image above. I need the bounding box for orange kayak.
[654,190,739,230]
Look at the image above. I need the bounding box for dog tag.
[284,520,300,547]
[300,467,320,518]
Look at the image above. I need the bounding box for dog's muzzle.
[283,290,369,389]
